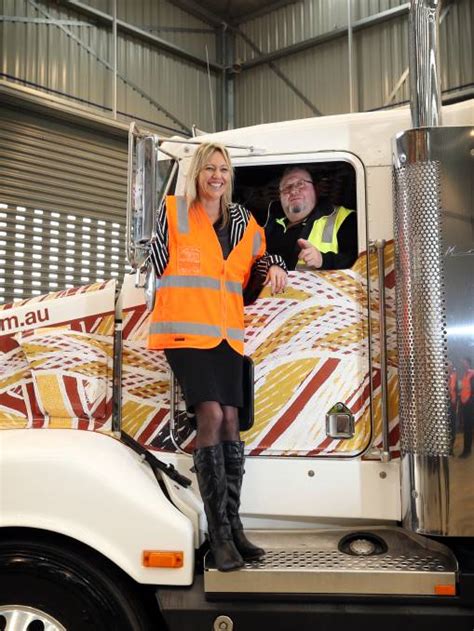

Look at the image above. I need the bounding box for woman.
[148,142,287,572]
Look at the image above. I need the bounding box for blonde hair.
[185,142,234,225]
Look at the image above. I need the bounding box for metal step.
[204,527,457,597]
[158,574,474,631]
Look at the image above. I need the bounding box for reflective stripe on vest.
[253,231,262,256]
[159,275,220,290]
[150,321,222,337]
[227,327,245,342]
[148,195,263,353]
[177,196,189,234]
[158,275,243,296]
[306,206,353,254]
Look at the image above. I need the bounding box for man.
[265,167,357,270]
[460,357,474,457]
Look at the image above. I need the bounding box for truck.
[0,1,473,629]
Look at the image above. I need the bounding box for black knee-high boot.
[193,444,244,572]
[222,441,265,561]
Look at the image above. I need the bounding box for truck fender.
[0,429,194,585]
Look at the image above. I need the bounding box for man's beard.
[288,203,303,215]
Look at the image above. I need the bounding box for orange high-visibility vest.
[148,196,266,354]
[460,369,474,404]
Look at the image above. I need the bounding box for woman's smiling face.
[197,150,231,203]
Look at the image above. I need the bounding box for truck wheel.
[0,535,155,631]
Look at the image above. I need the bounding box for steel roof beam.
[166,0,226,28]
[28,0,192,134]
[235,26,322,116]
[241,3,411,70]
[234,0,300,24]
[55,0,224,72]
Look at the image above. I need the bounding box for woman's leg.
[221,406,265,561]
[192,401,243,571]
[195,401,224,448]
[220,405,240,442]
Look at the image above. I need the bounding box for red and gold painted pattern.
[0,282,115,430]
[0,246,399,459]
[121,246,399,458]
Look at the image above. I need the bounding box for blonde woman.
[148,143,287,571]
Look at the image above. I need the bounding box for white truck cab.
[0,1,473,629]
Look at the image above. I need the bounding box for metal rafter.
[234,0,300,24]
[26,0,192,134]
[54,0,223,72]
[234,26,323,116]
[135,25,215,34]
[166,0,226,27]
[0,17,92,24]
[172,0,299,24]
[240,3,412,70]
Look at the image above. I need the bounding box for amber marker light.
[142,551,184,568]
[434,584,456,596]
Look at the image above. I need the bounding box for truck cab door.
[234,152,374,458]
[166,151,394,460]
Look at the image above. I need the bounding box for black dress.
[164,218,244,410]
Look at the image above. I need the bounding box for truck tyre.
[0,535,155,631]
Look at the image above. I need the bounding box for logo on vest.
[178,246,201,275]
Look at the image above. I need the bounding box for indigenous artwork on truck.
[1,245,398,459]
[121,245,399,457]
[0,281,115,430]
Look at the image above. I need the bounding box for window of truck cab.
[231,153,366,263]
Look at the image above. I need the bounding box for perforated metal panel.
[394,126,474,537]
[204,527,457,595]
[246,549,450,572]
[393,160,451,457]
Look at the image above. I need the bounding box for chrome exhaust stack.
[409,0,442,127]
[393,1,474,535]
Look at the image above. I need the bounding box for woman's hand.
[265,265,288,295]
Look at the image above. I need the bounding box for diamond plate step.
[204,527,457,596]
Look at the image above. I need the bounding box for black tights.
[194,401,240,449]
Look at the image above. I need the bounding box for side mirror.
[133,136,156,247]
[126,123,177,272]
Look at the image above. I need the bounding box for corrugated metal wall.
[236,0,351,60]
[354,0,407,20]
[0,96,128,304]
[1,0,472,129]
[355,11,409,111]
[83,0,216,58]
[234,0,473,125]
[236,38,351,122]
[0,0,219,134]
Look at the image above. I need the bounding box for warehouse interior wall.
[0,0,219,135]
[0,0,472,303]
[234,0,473,124]
[0,88,130,304]
[1,0,472,132]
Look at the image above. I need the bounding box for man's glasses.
[279,179,313,196]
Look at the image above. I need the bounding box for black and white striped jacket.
[150,201,286,279]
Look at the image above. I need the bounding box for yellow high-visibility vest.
[305,206,354,254]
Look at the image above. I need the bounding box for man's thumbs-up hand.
[297,238,323,269]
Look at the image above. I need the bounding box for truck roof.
[168,100,473,167]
